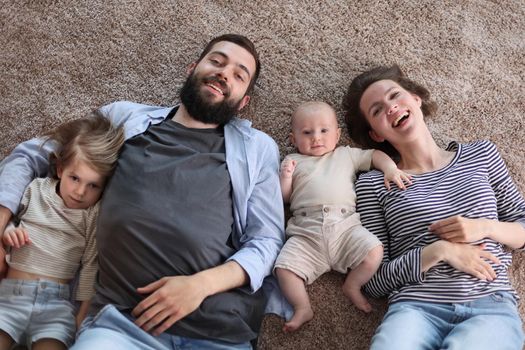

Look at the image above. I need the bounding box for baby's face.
[290,104,341,157]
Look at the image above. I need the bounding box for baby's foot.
[283,306,314,333]
[344,286,372,313]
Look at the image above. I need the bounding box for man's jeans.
[71,304,252,350]
[371,291,524,350]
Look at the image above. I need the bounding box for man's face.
[179,41,256,125]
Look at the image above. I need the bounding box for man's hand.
[3,227,30,248]
[132,275,207,336]
[430,215,487,243]
[383,167,412,190]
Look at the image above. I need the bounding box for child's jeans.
[0,278,75,347]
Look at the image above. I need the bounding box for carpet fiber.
[1,1,524,349]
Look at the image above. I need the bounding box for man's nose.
[217,68,231,82]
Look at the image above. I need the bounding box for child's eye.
[303,130,311,135]
[70,175,79,182]
[88,183,100,189]
[321,129,329,133]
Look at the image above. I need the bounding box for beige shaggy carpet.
[1,1,524,349]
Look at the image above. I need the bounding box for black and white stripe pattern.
[356,140,525,304]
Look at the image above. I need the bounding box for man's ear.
[369,129,385,143]
[187,62,197,76]
[237,95,250,111]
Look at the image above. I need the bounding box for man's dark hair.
[342,64,437,158]
[197,34,261,94]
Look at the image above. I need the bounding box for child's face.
[290,104,341,157]
[57,159,106,209]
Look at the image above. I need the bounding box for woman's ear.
[412,93,422,107]
[369,129,385,143]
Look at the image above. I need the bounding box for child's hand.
[383,168,412,190]
[280,159,297,179]
[2,227,31,248]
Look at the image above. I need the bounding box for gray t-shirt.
[93,112,265,342]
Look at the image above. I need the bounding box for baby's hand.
[383,168,412,190]
[2,227,31,249]
[280,159,297,179]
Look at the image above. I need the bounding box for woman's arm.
[430,141,525,249]
[356,174,425,297]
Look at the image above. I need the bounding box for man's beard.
[179,73,244,125]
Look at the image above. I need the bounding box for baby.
[275,101,411,332]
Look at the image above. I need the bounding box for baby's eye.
[303,130,311,135]
[321,128,329,133]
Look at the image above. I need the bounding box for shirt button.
[323,207,329,213]
[301,212,306,216]
[341,208,347,214]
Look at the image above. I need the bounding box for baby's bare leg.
[342,245,383,313]
[276,267,314,332]
[32,338,67,350]
[0,330,14,350]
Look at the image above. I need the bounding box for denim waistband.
[0,278,70,299]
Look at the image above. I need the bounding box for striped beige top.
[6,177,98,301]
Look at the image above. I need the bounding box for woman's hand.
[429,215,487,243]
[423,240,500,281]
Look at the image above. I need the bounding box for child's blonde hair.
[45,111,125,179]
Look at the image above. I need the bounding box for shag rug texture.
[1,1,524,349]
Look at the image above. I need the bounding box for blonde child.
[0,114,124,350]
[275,101,411,332]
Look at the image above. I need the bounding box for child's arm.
[279,158,296,203]
[0,206,11,278]
[76,299,91,329]
[2,226,30,249]
[371,150,412,190]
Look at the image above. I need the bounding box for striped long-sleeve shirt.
[6,177,98,301]
[356,140,525,304]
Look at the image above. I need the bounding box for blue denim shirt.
[0,101,285,298]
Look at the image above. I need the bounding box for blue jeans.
[371,292,524,350]
[71,304,252,350]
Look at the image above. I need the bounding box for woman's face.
[359,79,423,144]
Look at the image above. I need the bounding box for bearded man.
[0,34,285,349]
